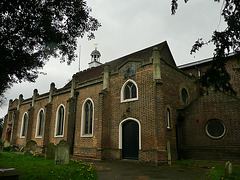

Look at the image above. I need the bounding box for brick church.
[2,41,240,163]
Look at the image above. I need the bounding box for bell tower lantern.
[89,46,102,68]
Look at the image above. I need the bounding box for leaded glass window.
[84,101,93,135]
[56,106,64,136]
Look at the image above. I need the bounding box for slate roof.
[64,41,175,88]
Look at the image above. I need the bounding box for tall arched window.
[55,105,65,137]
[167,108,171,129]
[81,98,94,137]
[36,109,44,138]
[121,79,138,102]
[20,112,28,138]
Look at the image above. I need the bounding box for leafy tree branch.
[0,0,101,99]
[171,0,239,94]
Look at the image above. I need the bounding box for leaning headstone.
[45,142,56,160]
[55,140,69,165]
[225,161,233,178]
[24,140,37,155]
[0,142,3,154]
[3,140,10,151]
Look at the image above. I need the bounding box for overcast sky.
[0,0,226,117]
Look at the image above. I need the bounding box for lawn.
[0,152,97,180]
[176,160,240,180]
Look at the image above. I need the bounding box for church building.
[2,41,240,163]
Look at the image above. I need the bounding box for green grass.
[176,160,240,180]
[0,152,97,180]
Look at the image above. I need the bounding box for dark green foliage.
[0,0,101,97]
[0,152,97,180]
[171,0,240,94]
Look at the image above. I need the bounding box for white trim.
[35,108,44,138]
[54,104,65,138]
[20,112,28,138]
[81,98,94,137]
[120,79,138,103]
[119,117,141,149]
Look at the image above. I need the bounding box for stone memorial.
[55,140,69,165]
[225,161,233,178]
[45,142,56,160]
[24,140,37,155]
[3,140,10,148]
[0,142,3,154]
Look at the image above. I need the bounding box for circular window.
[206,119,226,139]
[181,88,188,104]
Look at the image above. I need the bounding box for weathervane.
[94,43,98,50]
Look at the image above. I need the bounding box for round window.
[181,88,188,104]
[206,119,226,139]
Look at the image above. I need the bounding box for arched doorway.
[122,120,139,159]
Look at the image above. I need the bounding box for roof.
[178,52,239,70]
[64,41,176,88]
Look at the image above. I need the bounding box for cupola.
[89,47,102,68]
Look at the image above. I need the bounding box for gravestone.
[0,142,3,154]
[3,140,10,148]
[45,142,56,160]
[225,161,233,178]
[24,140,37,155]
[55,140,69,165]
[3,140,10,151]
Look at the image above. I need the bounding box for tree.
[0,118,3,139]
[0,0,101,100]
[171,0,240,94]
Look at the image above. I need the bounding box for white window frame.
[120,79,138,103]
[81,98,94,137]
[35,108,44,138]
[20,112,28,138]
[54,104,65,137]
[119,117,141,150]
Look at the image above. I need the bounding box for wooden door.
[122,121,139,159]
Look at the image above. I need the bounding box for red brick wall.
[28,98,49,147]
[181,90,240,161]
[160,61,199,161]
[15,103,31,146]
[48,92,70,145]
[73,80,103,157]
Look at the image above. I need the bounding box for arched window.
[121,79,138,102]
[181,88,189,104]
[81,98,94,137]
[55,105,65,137]
[20,112,28,138]
[167,108,171,129]
[36,109,44,138]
